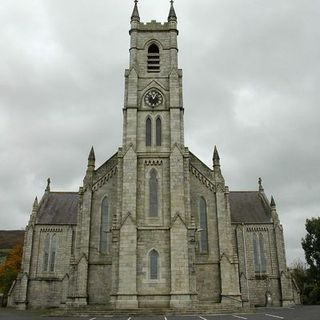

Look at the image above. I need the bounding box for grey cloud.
[1,0,319,265]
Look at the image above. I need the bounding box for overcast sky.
[0,0,319,265]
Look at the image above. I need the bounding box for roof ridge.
[230,191,259,193]
[189,151,213,172]
[49,191,78,194]
[95,151,118,172]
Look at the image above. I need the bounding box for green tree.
[301,217,320,304]
[291,259,307,295]
[302,218,320,282]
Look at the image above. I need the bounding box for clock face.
[144,90,163,107]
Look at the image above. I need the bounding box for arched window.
[149,249,159,279]
[43,233,58,272]
[259,233,267,273]
[199,197,208,253]
[100,197,109,253]
[146,117,152,146]
[50,234,57,272]
[253,233,267,274]
[253,233,260,273]
[43,234,50,271]
[147,44,160,73]
[149,169,158,217]
[71,230,75,255]
[156,117,162,146]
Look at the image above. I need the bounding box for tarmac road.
[0,306,319,320]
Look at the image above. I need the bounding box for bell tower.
[116,1,194,309]
[123,0,184,152]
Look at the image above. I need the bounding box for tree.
[302,217,320,283]
[0,242,23,296]
[291,259,307,293]
[301,217,320,304]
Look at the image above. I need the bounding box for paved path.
[0,306,319,320]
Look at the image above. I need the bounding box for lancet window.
[149,249,159,279]
[146,117,152,146]
[156,117,162,146]
[253,233,267,274]
[100,197,110,254]
[43,233,58,272]
[199,197,209,253]
[149,169,159,217]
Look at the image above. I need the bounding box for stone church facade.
[9,1,299,311]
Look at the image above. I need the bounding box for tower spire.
[213,146,224,183]
[131,0,140,22]
[213,145,220,167]
[87,146,96,170]
[88,146,95,162]
[270,195,279,223]
[270,196,276,208]
[168,0,177,21]
[33,196,38,209]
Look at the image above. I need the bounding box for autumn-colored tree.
[0,242,23,295]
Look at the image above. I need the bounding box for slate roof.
[37,192,79,225]
[35,190,271,225]
[229,191,272,224]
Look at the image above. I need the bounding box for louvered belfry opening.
[148,44,160,73]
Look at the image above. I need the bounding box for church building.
[8,1,299,311]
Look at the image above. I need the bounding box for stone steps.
[49,305,252,317]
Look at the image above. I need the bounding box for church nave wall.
[88,264,112,304]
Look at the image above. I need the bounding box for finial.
[213,145,221,168]
[33,196,38,208]
[131,0,140,22]
[270,196,276,208]
[168,0,177,21]
[88,146,95,161]
[213,146,220,161]
[258,177,264,192]
[45,178,51,193]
